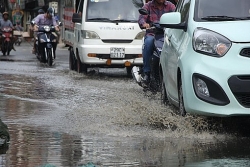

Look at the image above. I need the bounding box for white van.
[67,0,145,74]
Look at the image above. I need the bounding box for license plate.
[110,48,125,58]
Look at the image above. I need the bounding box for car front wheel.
[178,79,187,116]
[160,73,168,105]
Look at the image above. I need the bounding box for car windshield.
[194,0,250,22]
[86,0,144,22]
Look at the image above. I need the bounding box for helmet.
[46,7,54,16]
[38,9,44,14]
[2,12,8,16]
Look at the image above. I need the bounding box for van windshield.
[195,0,250,21]
[86,0,144,22]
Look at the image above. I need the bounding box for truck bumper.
[76,43,143,67]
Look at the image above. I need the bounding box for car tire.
[178,79,187,117]
[160,73,169,105]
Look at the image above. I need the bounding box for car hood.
[196,21,250,42]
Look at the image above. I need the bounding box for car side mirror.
[72,13,82,23]
[160,12,187,31]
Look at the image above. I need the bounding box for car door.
[165,0,191,102]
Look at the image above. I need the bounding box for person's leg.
[141,35,154,85]
[11,32,17,51]
[143,35,154,73]
[32,33,37,54]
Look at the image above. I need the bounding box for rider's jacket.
[138,0,175,36]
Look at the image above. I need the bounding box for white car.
[159,0,250,116]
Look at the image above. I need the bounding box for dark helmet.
[2,12,8,16]
[38,9,44,14]
[46,7,54,16]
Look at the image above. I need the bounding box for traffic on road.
[0,0,250,166]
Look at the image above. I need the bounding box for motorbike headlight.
[81,30,100,39]
[193,28,231,57]
[135,31,146,40]
[44,26,50,32]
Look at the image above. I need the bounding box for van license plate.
[110,48,125,58]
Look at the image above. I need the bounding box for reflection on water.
[1,73,250,166]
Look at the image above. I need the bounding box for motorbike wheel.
[2,44,5,56]
[2,41,9,56]
[40,48,47,63]
[47,48,53,66]
[7,42,11,56]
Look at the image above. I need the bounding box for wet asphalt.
[1,41,250,167]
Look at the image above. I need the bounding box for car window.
[194,0,250,22]
[176,0,190,22]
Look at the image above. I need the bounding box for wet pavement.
[1,41,250,167]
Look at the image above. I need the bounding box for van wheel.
[82,62,88,74]
[76,58,88,74]
[69,49,76,71]
[76,58,83,73]
[178,79,186,116]
[160,73,168,105]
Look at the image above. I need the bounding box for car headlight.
[81,30,100,39]
[193,28,231,57]
[135,31,146,40]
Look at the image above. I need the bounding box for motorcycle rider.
[0,12,17,51]
[31,9,45,53]
[138,0,175,86]
[32,7,59,54]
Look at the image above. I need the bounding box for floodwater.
[1,48,250,167]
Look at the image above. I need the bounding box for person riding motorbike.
[32,7,59,54]
[138,0,175,87]
[0,12,17,51]
[31,9,45,53]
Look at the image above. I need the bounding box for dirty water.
[1,61,250,167]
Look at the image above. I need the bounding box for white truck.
[61,0,145,75]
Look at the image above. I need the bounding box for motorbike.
[33,24,57,66]
[1,27,14,56]
[132,8,164,93]
[14,30,23,46]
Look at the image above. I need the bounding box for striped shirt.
[138,0,176,35]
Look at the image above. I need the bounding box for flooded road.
[1,43,250,167]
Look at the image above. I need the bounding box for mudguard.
[46,43,53,48]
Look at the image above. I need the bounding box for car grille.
[102,40,133,43]
[228,75,250,108]
[240,48,250,57]
[234,94,250,107]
